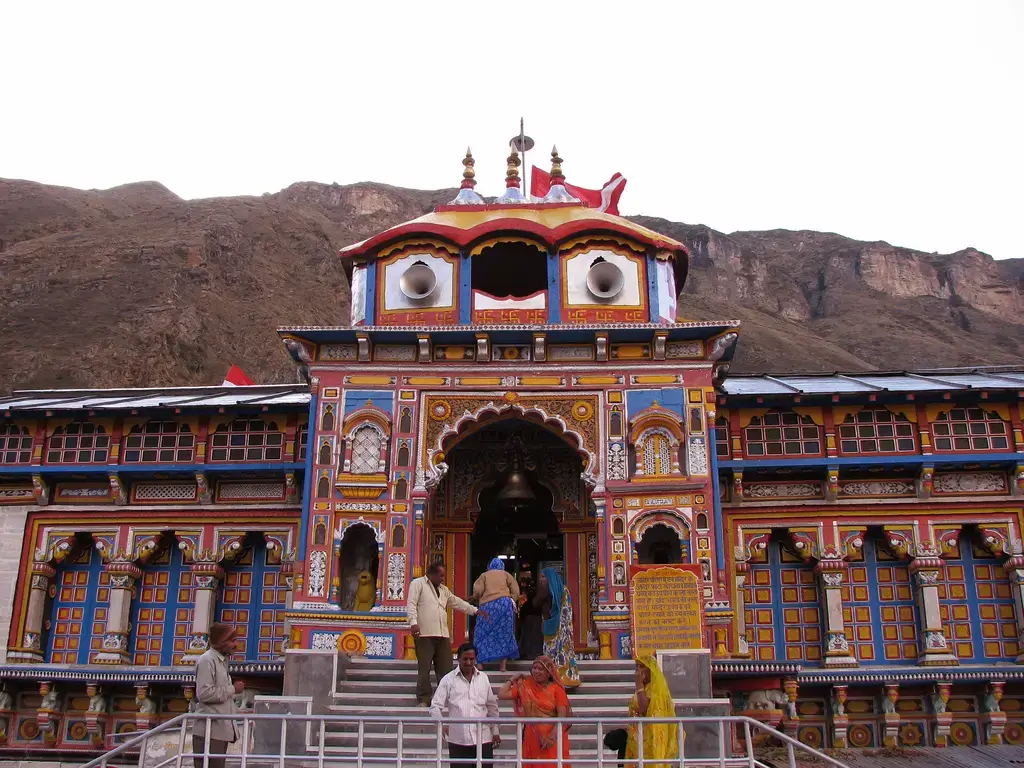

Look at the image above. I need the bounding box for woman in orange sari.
[498,655,572,767]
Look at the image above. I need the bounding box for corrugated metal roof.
[0,385,311,412]
[722,369,1024,397]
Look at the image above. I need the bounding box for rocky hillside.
[0,178,1020,393]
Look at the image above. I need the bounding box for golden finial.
[550,145,564,184]
[461,147,476,188]
[505,145,521,189]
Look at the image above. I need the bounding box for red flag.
[222,365,255,387]
[530,167,627,215]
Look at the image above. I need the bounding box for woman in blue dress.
[472,557,521,671]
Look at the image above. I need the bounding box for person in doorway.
[603,655,679,768]
[499,654,572,768]
[193,623,245,768]
[517,571,544,660]
[429,643,501,767]
[408,562,486,706]
[538,568,581,687]
[472,557,520,671]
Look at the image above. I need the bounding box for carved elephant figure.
[746,689,787,711]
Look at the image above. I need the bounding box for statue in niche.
[339,524,379,611]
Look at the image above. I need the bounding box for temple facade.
[0,146,1022,756]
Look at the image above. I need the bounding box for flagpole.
[520,117,528,199]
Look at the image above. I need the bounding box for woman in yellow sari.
[605,656,679,767]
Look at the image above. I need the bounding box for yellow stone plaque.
[630,565,704,655]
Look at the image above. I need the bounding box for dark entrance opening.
[636,523,684,564]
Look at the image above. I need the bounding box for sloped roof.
[721,369,1024,396]
[0,384,310,413]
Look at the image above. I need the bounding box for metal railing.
[81,712,850,768]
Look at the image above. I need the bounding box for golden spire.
[540,142,580,204]
[505,145,522,189]
[549,145,564,185]
[449,145,485,205]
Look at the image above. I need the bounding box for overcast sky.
[2,1,1021,259]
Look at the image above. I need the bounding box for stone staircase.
[325,657,638,763]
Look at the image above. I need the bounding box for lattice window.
[744,412,821,457]
[641,433,672,476]
[123,421,195,463]
[941,541,1017,662]
[0,424,32,464]
[210,419,284,462]
[837,409,916,455]
[46,423,110,464]
[745,543,822,662]
[844,540,918,664]
[131,546,188,666]
[932,408,1010,452]
[349,425,382,474]
[714,417,730,458]
[217,539,288,661]
[297,423,309,462]
[46,547,110,665]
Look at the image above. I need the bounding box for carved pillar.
[1005,556,1024,663]
[280,559,294,655]
[734,562,750,658]
[1013,464,1024,497]
[983,681,1007,745]
[94,560,141,664]
[732,470,744,503]
[21,561,55,661]
[825,467,839,502]
[917,465,934,499]
[184,560,224,663]
[36,681,60,745]
[830,685,849,748]
[85,683,107,748]
[909,553,958,665]
[932,682,953,746]
[0,685,13,743]
[782,677,799,737]
[881,684,900,747]
[816,560,857,667]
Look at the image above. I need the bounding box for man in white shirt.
[407,562,486,706]
[429,643,501,767]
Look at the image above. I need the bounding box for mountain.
[0,178,1020,393]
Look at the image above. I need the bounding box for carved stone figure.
[354,570,377,611]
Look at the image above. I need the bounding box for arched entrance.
[426,417,595,648]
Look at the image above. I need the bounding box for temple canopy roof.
[720,367,1024,397]
[0,384,310,414]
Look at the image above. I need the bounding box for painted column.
[733,562,750,658]
[932,682,953,746]
[983,680,1007,744]
[782,677,799,738]
[830,685,849,748]
[184,560,224,663]
[1005,556,1024,663]
[21,560,55,662]
[882,684,900,747]
[909,553,958,666]
[816,559,857,667]
[280,558,294,654]
[94,560,141,664]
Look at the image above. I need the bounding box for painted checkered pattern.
[745,543,822,662]
[941,542,1018,662]
[47,548,110,665]
[217,542,288,661]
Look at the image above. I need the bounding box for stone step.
[344,667,634,682]
[328,704,629,718]
[338,679,635,696]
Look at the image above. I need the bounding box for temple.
[0,143,1022,756]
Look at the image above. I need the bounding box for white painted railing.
[82,712,850,768]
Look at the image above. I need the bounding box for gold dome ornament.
[449,147,485,205]
[541,145,581,204]
[495,144,528,204]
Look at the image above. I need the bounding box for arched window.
[0,423,32,464]
[609,410,623,438]
[349,425,383,475]
[210,419,284,462]
[641,432,672,476]
[46,542,109,664]
[217,538,288,661]
[131,543,191,666]
[394,476,408,499]
[837,409,916,455]
[636,524,686,564]
[843,538,918,664]
[695,512,709,530]
[396,443,410,467]
[321,404,336,432]
[744,412,821,457]
[745,540,822,662]
[940,537,1017,662]
[399,408,412,434]
[318,441,331,466]
[612,518,625,536]
[932,408,1010,452]
[123,421,194,463]
[316,476,330,498]
[392,525,406,548]
[313,521,327,546]
[46,423,110,464]
[297,423,309,462]
[713,417,730,458]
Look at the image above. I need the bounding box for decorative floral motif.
[827,632,850,651]
[320,345,357,360]
[217,482,285,500]
[387,553,406,601]
[745,482,821,498]
[840,480,915,497]
[687,436,708,476]
[365,634,395,658]
[307,550,328,597]
[572,401,594,421]
[666,341,703,359]
[429,401,452,421]
[134,483,198,501]
[618,634,632,659]
[311,632,343,650]
[934,472,1007,494]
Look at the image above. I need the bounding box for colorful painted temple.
[0,144,1023,757]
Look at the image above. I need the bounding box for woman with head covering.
[604,655,680,768]
[471,557,520,671]
[499,654,572,768]
[538,567,580,688]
